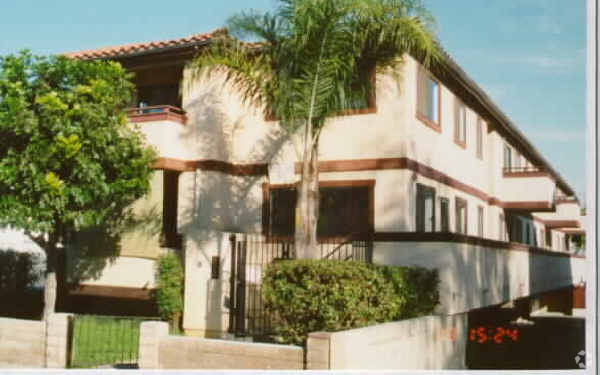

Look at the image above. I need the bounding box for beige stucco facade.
[66,39,585,332]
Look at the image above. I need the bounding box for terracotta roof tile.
[65,29,222,60]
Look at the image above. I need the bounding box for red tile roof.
[65,29,222,60]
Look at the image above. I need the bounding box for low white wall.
[0,318,46,368]
[374,241,586,314]
[308,313,467,370]
[0,314,71,369]
[139,321,303,370]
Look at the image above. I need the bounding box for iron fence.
[69,314,161,368]
[228,234,372,339]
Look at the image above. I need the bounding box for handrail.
[321,232,372,261]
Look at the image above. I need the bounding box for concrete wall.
[0,313,71,369]
[66,255,157,289]
[307,313,468,370]
[0,318,46,368]
[139,321,303,370]
[374,241,586,314]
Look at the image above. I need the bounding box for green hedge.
[262,259,439,345]
[153,253,184,331]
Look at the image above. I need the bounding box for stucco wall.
[66,255,156,289]
[158,336,303,370]
[374,241,586,314]
[307,313,468,370]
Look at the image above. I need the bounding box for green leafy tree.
[0,51,156,319]
[193,0,441,257]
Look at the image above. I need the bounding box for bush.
[0,250,42,292]
[154,253,184,330]
[262,259,439,345]
[377,265,439,319]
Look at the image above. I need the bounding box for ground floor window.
[499,214,507,241]
[455,197,468,235]
[439,197,449,232]
[477,206,484,237]
[266,182,373,237]
[416,183,436,232]
[318,186,371,236]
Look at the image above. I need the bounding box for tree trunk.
[43,245,58,320]
[296,136,320,259]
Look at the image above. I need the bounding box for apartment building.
[65,30,586,333]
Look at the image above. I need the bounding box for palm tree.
[192,0,441,258]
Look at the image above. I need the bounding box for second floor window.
[417,68,440,128]
[455,100,467,146]
[503,145,512,169]
[476,118,483,159]
[455,197,468,235]
[416,184,436,232]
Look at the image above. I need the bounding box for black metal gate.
[68,314,159,368]
[228,235,372,338]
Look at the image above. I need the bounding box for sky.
[0,0,588,201]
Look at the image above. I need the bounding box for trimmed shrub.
[377,265,440,319]
[153,253,184,331]
[262,259,439,345]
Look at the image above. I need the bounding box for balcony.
[127,105,189,160]
[536,196,584,230]
[500,167,555,212]
[126,105,187,125]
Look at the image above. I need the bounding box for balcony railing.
[502,166,545,175]
[126,105,187,124]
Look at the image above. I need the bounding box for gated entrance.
[68,314,159,368]
[228,235,372,338]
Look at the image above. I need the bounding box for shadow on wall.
[178,73,293,335]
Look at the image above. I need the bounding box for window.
[476,118,483,159]
[499,214,507,241]
[546,229,553,249]
[508,215,523,243]
[318,186,371,236]
[503,145,512,169]
[455,197,468,235]
[268,184,372,237]
[417,68,440,129]
[477,206,484,237]
[269,187,296,236]
[440,198,450,232]
[525,222,530,245]
[540,229,545,248]
[514,151,522,169]
[161,170,181,248]
[454,100,467,147]
[416,184,436,232]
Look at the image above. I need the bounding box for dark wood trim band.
[128,111,187,125]
[67,284,154,299]
[370,231,585,258]
[503,171,551,178]
[152,157,268,176]
[295,157,558,212]
[544,220,581,229]
[502,201,555,211]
